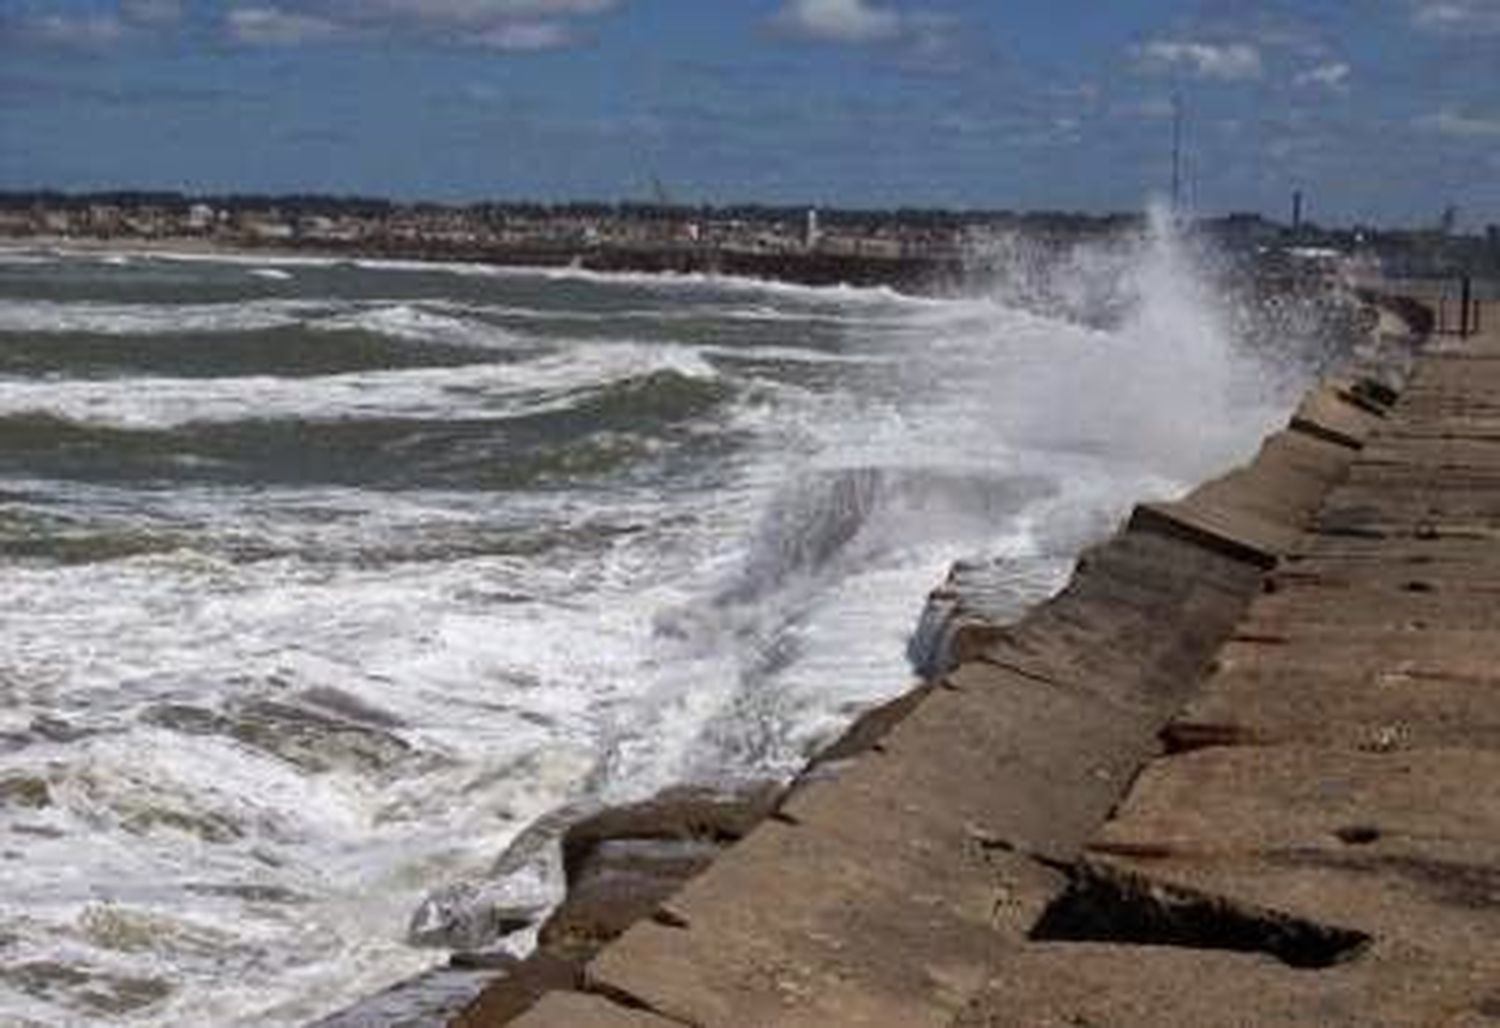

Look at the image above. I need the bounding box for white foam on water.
[0,298,326,336]
[58,246,933,312]
[589,205,1305,795]
[342,256,939,309]
[0,340,717,429]
[0,250,54,266]
[307,303,535,351]
[0,298,539,353]
[0,475,748,1024]
[0,213,1337,1026]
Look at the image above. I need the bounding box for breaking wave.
[0,215,1363,1026]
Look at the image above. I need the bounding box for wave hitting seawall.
[0,217,1367,1026]
[430,294,1424,1026]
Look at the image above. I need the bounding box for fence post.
[1461,275,1473,337]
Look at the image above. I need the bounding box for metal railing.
[1435,276,1485,337]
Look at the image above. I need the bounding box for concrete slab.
[1088,746,1500,961]
[966,530,1259,712]
[1169,662,1500,752]
[1287,534,1500,567]
[1316,490,1500,531]
[1189,463,1331,527]
[506,991,679,1027]
[1374,419,1500,441]
[1240,585,1500,631]
[1289,385,1386,449]
[1208,626,1500,674]
[1358,437,1500,472]
[587,820,1018,1027]
[591,919,962,1028]
[1346,461,1500,490]
[953,942,1498,1028]
[1129,499,1302,569]
[1267,561,1500,594]
[783,666,1160,865]
[1124,421,1367,568]
[1263,427,1370,479]
[1329,496,1500,532]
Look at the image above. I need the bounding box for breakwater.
[335,290,1437,1026]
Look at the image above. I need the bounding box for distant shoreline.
[2,233,964,293]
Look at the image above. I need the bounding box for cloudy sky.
[3,0,1499,225]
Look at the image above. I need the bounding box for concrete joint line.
[583,979,701,1028]
[1288,416,1366,451]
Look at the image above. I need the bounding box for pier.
[455,297,1498,1026]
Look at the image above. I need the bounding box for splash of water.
[1,215,1350,1025]
[949,202,1303,481]
[587,203,1322,802]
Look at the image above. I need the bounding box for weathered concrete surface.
[470,326,1415,1027]
[447,785,782,1025]
[963,531,1263,715]
[962,304,1500,1028]
[1088,746,1500,958]
[589,819,1041,1027]
[449,953,584,1028]
[1290,381,1388,448]
[1125,399,1384,570]
[453,298,1439,1026]
[955,942,1496,1027]
[507,991,678,1027]
[567,541,1276,1025]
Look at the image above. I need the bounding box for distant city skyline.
[4,1,1500,228]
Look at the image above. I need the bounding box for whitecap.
[0,340,720,429]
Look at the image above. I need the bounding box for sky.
[2,0,1499,226]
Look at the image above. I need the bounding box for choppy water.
[0,223,1324,1025]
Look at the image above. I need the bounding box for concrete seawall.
[423,295,1472,1026]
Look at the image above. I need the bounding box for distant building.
[241,215,295,241]
[87,204,126,234]
[805,208,820,250]
[187,204,217,232]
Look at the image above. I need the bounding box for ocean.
[0,220,1329,1025]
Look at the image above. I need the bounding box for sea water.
[0,216,1337,1025]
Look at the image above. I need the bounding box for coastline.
[1,234,964,294]
[310,288,1429,1026]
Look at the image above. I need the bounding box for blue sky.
[3,0,1499,226]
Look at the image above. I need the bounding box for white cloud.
[770,0,906,44]
[8,14,128,48]
[1412,0,1500,34]
[472,20,573,50]
[2,3,183,49]
[1294,61,1351,91]
[1418,109,1500,137]
[355,0,614,21]
[1136,40,1264,81]
[228,8,343,45]
[225,0,616,47]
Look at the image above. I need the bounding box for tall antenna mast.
[651,174,671,208]
[1170,89,1183,214]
